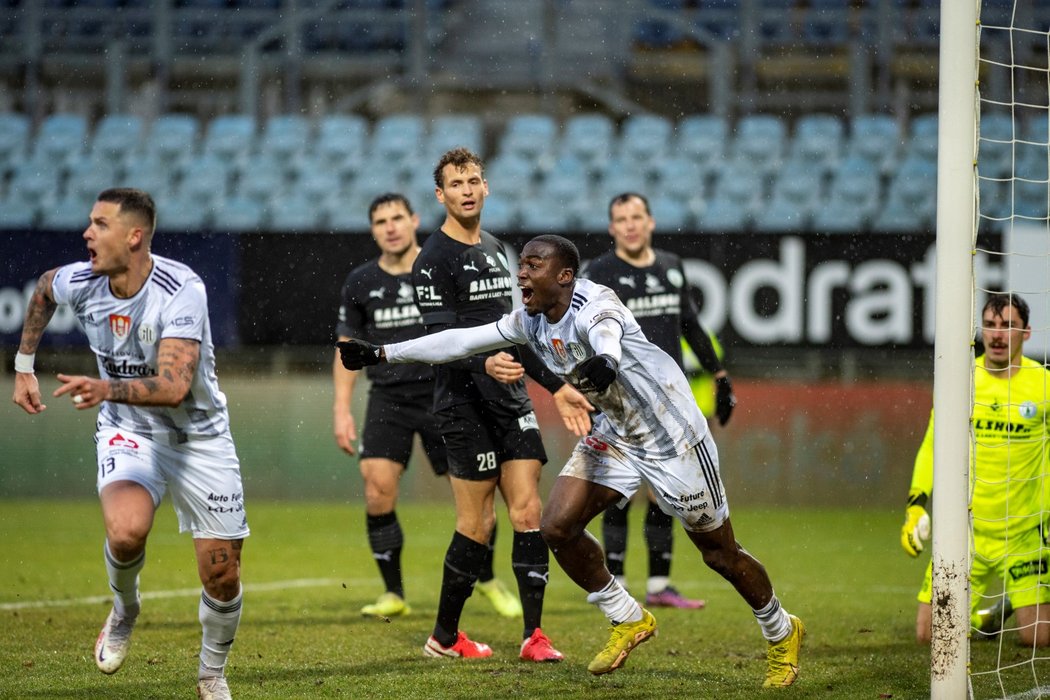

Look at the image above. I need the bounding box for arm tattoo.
[18,269,58,354]
[107,339,200,406]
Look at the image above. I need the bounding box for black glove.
[578,354,618,392]
[336,339,383,370]
[715,375,736,426]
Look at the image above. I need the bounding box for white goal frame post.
[931,1,978,698]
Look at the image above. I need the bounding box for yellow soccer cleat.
[587,608,657,675]
[764,614,805,688]
[361,592,411,618]
[475,578,523,618]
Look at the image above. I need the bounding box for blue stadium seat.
[122,156,178,201]
[519,203,573,232]
[174,154,230,209]
[770,160,824,216]
[316,114,369,174]
[754,196,810,232]
[730,114,787,175]
[907,112,939,161]
[978,176,1009,220]
[294,167,346,206]
[500,114,558,161]
[826,156,882,221]
[0,195,37,229]
[479,195,519,231]
[32,113,89,165]
[709,161,766,215]
[654,156,706,204]
[538,167,589,204]
[203,114,256,162]
[845,114,901,174]
[7,162,62,211]
[0,112,31,165]
[39,195,87,231]
[872,198,929,232]
[485,153,539,192]
[426,114,484,162]
[978,112,1014,179]
[1012,177,1050,219]
[91,114,144,163]
[676,115,728,173]
[886,156,937,220]
[619,113,674,164]
[696,197,749,232]
[597,166,650,203]
[561,114,615,172]
[788,113,844,173]
[64,155,122,205]
[259,114,311,160]
[811,197,868,233]
[371,113,425,162]
[154,193,209,232]
[649,194,692,232]
[238,157,288,204]
[268,192,325,233]
[147,113,201,165]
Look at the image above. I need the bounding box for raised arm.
[11,268,59,414]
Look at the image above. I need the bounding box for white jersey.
[498,278,708,459]
[51,255,230,444]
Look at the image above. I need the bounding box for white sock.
[198,586,242,678]
[646,576,670,595]
[104,541,144,619]
[753,593,792,643]
[586,578,643,625]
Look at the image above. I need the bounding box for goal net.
[958,1,1050,697]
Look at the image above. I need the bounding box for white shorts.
[560,431,729,533]
[95,427,250,540]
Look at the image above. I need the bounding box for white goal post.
[931,1,978,698]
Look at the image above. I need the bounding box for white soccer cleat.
[196,676,232,700]
[94,607,136,674]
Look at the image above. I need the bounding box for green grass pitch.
[0,500,1042,699]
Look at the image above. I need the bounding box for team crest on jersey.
[137,325,156,345]
[667,269,684,288]
[398,282,414,300]
[583,436,608,451]
[109,314,132,340]
[108,433,139,449]
[569,343,586,360]
[1020,401,1038,419]
[551,338,568,360]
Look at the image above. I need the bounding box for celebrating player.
[581,191,735,609]
[11,188,247,700]
[333,192,520,619]
[400,147,591,662]
[338,234,805,687]
[901,293,1050,646]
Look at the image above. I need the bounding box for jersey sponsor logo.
[415,285,442,302]
[1020,401,1038,419]
[108,433,139,449]
[1009,557,1049,581]
[518,411,539,432]
[109,314,132,340]
[137,325,156,345]
[617,276,636,288]
[626,294,678,315]
[102,356,155,378]
[368,288,385,299]
[551,338,568,360]
[468,276,513,294]
[583,436,608,451]
[973,418,1034,435]
[373,305,422,325]
[569,342,586,360]
[590,310,620,325]
[170,315,195,328]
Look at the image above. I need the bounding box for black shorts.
[437,400,547,481]
[359,387,448,476]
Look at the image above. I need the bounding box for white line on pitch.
[0,577,370,611]
[999,685,1050,700]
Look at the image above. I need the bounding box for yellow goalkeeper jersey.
[910,355,1050,540]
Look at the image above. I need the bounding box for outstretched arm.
[12,268,59,414]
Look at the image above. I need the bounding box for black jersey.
[581,249,710,371]
[411,228,532,412]
[336,258,434,391]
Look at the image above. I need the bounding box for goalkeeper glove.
[336,339,383,370]
[900,503,931,557]
[715,375,736,426]
[577,354,618,392]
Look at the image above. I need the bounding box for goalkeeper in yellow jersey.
[902,293,1050,646]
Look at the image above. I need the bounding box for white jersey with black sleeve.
[51,256,230,445]
[385,278,708,460]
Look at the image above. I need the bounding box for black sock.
[479,521,496,583]
[434,531,487,647]
[366,511,404,598]
[644,502,673,580]
[512,530,549,638]
[602,502,629,578]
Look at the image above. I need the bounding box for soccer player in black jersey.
[334,193,521,620]
[580,192,736,610]
[410,148,591,662]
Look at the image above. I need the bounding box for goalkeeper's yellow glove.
[901,504,931,557]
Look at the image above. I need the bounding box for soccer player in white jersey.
[11,188,247,700]
[901,293,1050,646]
[338,234,805,688]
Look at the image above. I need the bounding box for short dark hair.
[531,234,581,276]
[608,192,651,220]
[433,147,484,188]
[368,193,414,223]
[983,292,1030,328]
[97,188,156,234]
